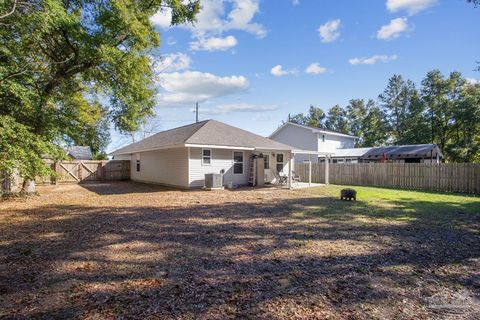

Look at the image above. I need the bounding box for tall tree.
[0,0,199,190]
[421,70,456,153]
[288,105,325,127]
[324,105,348,134]
[447,81,480,162]
[401,89,430,144]
[346,99,368,145]
[379,75,411,144]
[305,105,326,127]
[362,100,390,147]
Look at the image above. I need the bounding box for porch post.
[308,154,312,187]
[325,155,330,185]
[287,152,293,189]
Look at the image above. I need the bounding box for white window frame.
[202,148,212,166]
[264,154,270,169]
[276,153,284,173]
[233,151,244,175]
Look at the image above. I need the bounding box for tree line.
[288,70,480,162]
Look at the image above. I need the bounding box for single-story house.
[269,122,357,163]
[111,120,330,189]
[64,146,93,160]
[331,144,443,163]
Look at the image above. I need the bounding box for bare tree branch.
[0,0,17,19]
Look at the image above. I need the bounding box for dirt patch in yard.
[0,182,479,319]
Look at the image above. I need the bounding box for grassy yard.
[0,182,479,319]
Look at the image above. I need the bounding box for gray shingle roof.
[65,146,93,160]
[111,120,294,155]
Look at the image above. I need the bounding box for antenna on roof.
[195,102,199,123]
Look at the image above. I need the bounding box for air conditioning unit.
[204,173,223,189]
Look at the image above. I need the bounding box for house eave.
[184,144,255,151]
[110,144,185,156]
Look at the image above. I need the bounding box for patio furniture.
[273,171,288,185]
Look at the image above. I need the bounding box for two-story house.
[269,122,357,163]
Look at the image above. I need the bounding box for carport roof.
[331,144,443,159]
[111,120,295,155]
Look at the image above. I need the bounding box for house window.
[322,135,325,142]
[136,160,140,172]
[233,152,244,174]
[202,149,211,165]
[264,154,270,169]
[276,153,284,172]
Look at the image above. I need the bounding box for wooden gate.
[42,160,130,184]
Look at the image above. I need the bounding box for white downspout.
[287,152,293,189]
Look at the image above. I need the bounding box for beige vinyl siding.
[189,148,251,188]
[130,148,188,188]
[112,154,131,161]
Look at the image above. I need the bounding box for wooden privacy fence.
[39,160,130,184]
[294,163,480,194]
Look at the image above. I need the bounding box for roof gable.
[111,120,293,155]
[65,146,93,160]
[270,122,358,139]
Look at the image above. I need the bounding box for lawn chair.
[273,171,288,185]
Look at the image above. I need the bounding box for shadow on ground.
[0,183,479,319]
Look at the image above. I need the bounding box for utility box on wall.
[204,173,223,189]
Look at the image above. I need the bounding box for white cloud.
[292,0,300,6]
[150,7,172,28]
[386,0,437,15]
[270,65,297,77]
[377,17,410,40]
[152,0,266,38]
[197,103,278,115]
[318,19,341,43]
[349,55,398,65]
[152,53,192,73]
[305,63,327,75]
[466,78,480,85]
[190,35,238,51]
[156,71,249,105]
[223,0,266,37]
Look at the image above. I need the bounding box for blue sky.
[108,0,479,151]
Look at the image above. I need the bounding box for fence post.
[325,156,330,185]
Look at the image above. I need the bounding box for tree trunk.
[21,178,36,195]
